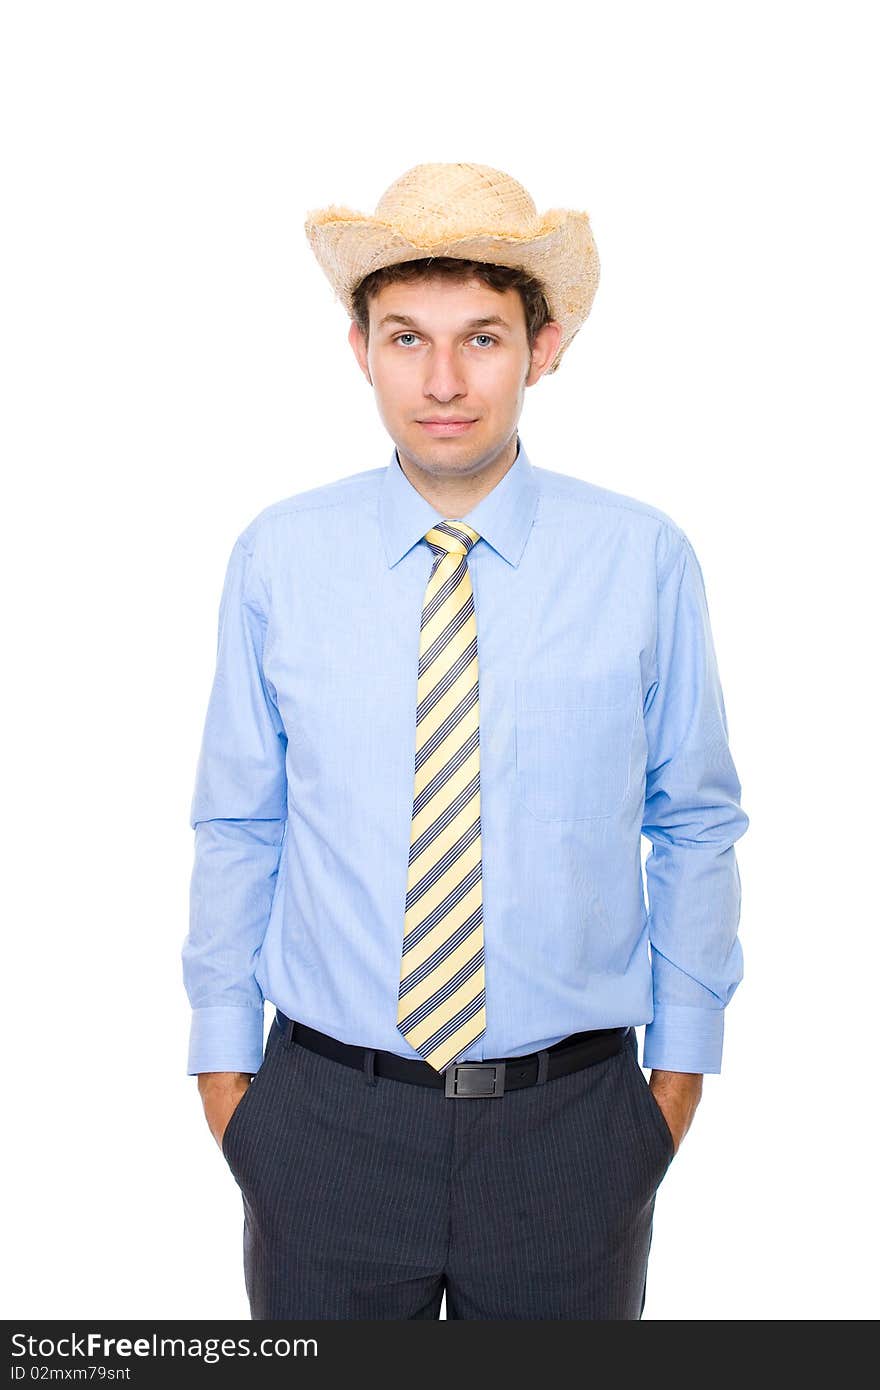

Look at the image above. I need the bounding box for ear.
[349,320,372,385]
[525,321,563,386]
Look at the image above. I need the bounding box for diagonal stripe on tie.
[397,520,487,1073]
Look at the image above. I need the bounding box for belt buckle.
[444,1061,506,1098]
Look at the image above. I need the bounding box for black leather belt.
[275,1009,630,1097]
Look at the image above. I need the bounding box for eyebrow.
[376,313,512,332]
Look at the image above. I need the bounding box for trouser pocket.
[221,1014,284,1167]
[623,1029,675,1169]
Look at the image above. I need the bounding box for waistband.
[273,1009,631,1097]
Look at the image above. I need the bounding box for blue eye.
[392,332,498,348]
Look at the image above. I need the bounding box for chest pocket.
[514,673,638,821]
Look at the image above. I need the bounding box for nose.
[422,346,468,403]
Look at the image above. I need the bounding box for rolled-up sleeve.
[181,529,288,1075]
[641,529,749,1074]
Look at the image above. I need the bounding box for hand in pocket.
[198,1073,254,1151]
[647,1072,702,1157]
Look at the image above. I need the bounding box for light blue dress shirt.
[182,434,748,1077]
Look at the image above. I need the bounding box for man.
[182,162,748,1320]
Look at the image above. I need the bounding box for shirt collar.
[379,432,540,569]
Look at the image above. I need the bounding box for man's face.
[348,275,559,480]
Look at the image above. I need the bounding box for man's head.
[348,257,562,482]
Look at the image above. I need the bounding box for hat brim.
[304,206,599,374]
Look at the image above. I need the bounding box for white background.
[2,1,877,1321]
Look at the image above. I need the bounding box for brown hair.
[351,256,553,356]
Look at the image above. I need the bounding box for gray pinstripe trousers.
[221,1011,675,1319]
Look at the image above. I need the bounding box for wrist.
[197,1071,253,1094]
[649,1069,703,1097]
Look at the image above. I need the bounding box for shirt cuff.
[186,1004,265,1076]
[642,1003,724,1074]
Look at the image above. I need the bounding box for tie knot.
[425,520,481,559]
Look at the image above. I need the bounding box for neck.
[395,431,519,517]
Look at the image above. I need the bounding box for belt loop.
[535,1049,550,1085]
[363,1047,377,1086]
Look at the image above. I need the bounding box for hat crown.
[375,162,538,247]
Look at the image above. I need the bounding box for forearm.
[643,840,746,1073]
[183,818,285,1074]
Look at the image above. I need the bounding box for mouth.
[417,419,478,436]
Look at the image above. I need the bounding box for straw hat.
[303,162,600,374]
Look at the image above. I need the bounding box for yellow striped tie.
[397,519,486,1073]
